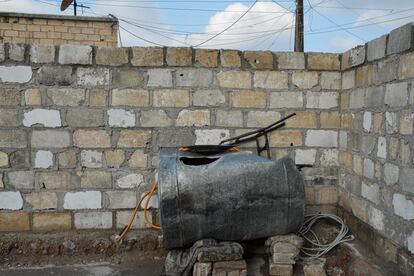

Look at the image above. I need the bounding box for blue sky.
[1,0,413,52]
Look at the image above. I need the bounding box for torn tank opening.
[180,157,220,166]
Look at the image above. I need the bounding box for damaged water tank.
[158,146,305,249]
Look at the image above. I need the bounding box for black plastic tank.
[157,147,305,249]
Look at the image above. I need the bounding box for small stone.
[35,150,53,169]
[105,150,124,168]
[108,109,135,128]
[81,150,102,168]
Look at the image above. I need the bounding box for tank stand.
[163,239,246,276]
[265,234,303,276]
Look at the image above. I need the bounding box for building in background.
[0,12,118,46]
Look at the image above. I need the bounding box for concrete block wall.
[0,12,118,47]
[0,42,341,234]
[338,22,414,273]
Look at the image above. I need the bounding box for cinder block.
[95,47,128,66]
[0,191,23,210]
[58,44,92,64]
[176,109,210,127]
[254,71,288,89]
[76,67,111,86]
[175,69,213,87]
[23,108,61,127]
[74,212,112,229]
[63,191,102,210]
[217,71,251,89]
[387,23,413,55]
[30,44,55,63]
[367,35,386,61]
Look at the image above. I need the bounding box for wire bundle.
[297,213,354,260]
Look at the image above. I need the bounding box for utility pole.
[294,0,304,52]
[73,0,77,16]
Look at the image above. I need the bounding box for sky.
[0,0,413,52]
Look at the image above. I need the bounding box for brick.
[247,111,280,128]
[74,130,111,148]
[320,149,338,167]
[295,149,316,165]
[0,191,23,210]
[344,45,365,68]
[367,35,386,61]
[0,66,32,83]
[111,89,149,107]
[355,65,373,87]
[105,149,125,168]
[306,92,338,109]
[33,213,71,231]
[305,130,337,147]
[153,89,189,107]
[220,50,241,67]
[339,131,347,149]
[9,43,25,61]
[216,110,243,127]
[38,65,72,86]
[89,88,107,107]
[23,108,61,127]
[320,72,341,90]
[38,171,71,189]
[117,130,151,148]
[384,82,408,107]
[372,113,382,133]
[362,112,372,132]
[385,112,398,134]
[80,150,102,168]
[79,170,111,188]
[112,69,145,87]
[254,71,288,89]
[76,67,110,86]
[195,129,229,145]
[25,192,57,210]
[158,128,195,147]
[401,168,414,194]
[0,88,20,106]
[47,87,85,106]
[361,182,380,204]
[131,47,163,66]
[116,210,148,229]
[320,112,340,128]
[400,111,414,135]
[30,44,55,63]
[0,212,29,231]
[116,173,144,188]
[388,137,399,160]
[0,151,8,167]
[74,212,112,229]
[140,109,172,127]
[0,109,18,126]
[34,150,53,169]
[342,70,355,90]
[166,47,192,66]
[106,191,137,209]
[387,23,413,55]
[363,158,374,179]
[349,88,365,109]
[58,150,77,169]
[96,47,128,66]
[175,69,213,87]
[244,51,273,69]
[195,49,218,67]
[128,150,147,168]
[365,86,384,108]
[231,90,266,108]
[286,112,317,129]
[399,52,414,80]
[217,71,251,89]
[307,53,340,70]
[107,109,135,128]
[31,130,70,148]
[176,109,210,127]
[7,170,34,189]
[276,52,305,70]
[374,58,398,84]
[384,163,399,185]
[58,44,92,64]
[147,69,172,87]
[24,88,41,105]
[269,92,303,108]
[66,108,104,127]
[64,191,101,210]
[193,89,225,107]
[292,71,318,89]
[270,130,303,147]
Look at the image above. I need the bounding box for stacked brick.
[0,42,341,234]
[338,22,414,274]
[0,12,117,46]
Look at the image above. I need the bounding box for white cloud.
[171,2,294,50]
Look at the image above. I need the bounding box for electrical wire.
[297,214,354,260]
[193,0,258,47]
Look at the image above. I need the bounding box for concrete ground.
[0,262,164,276]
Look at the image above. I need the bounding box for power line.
[119,25,167,46]
[193,0,259,47]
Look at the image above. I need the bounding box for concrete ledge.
[0,11,117,22]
